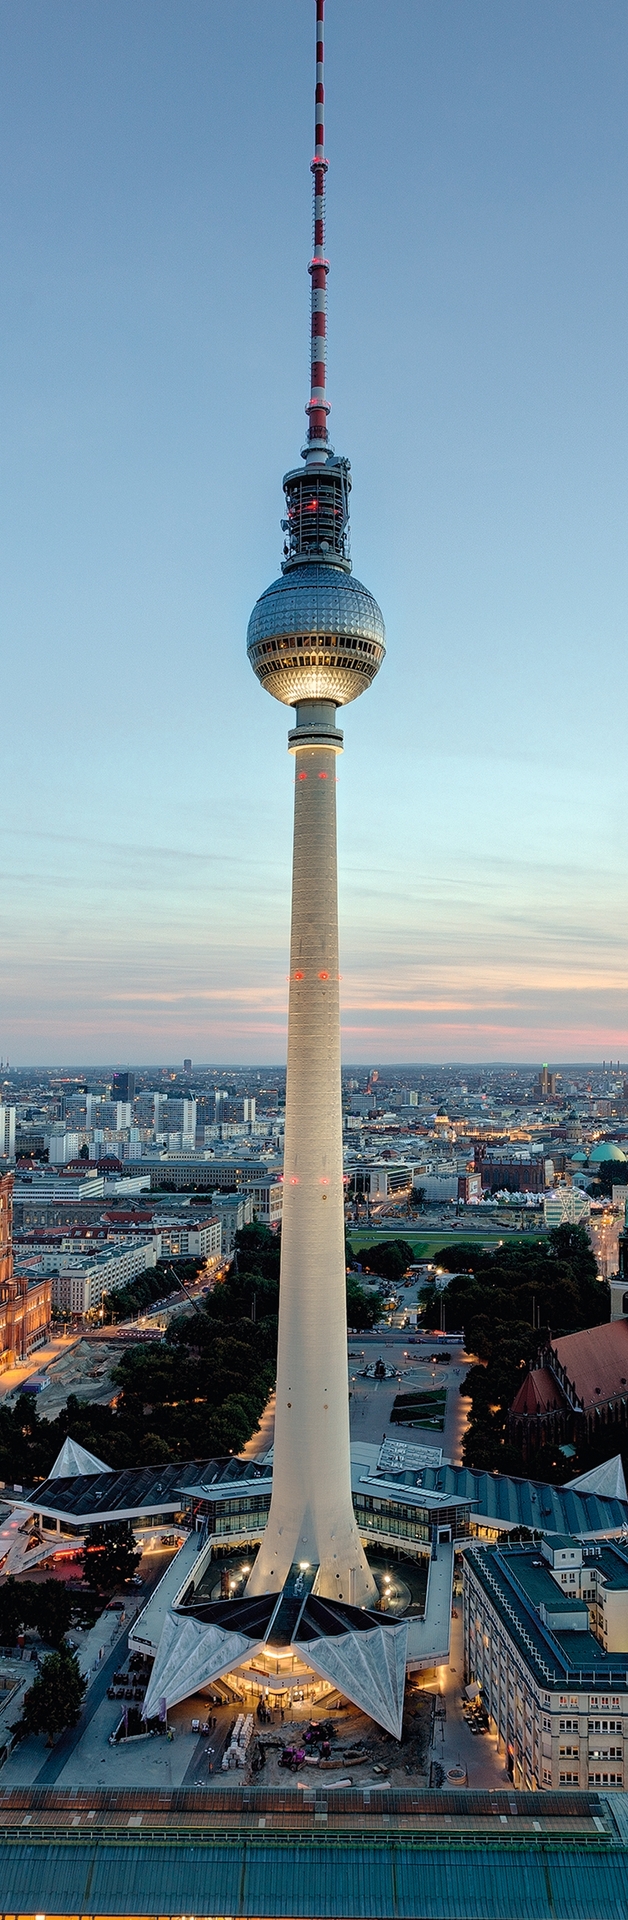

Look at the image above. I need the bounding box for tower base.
[143,1570,407,1741]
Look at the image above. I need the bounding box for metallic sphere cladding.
[247,562,385,708]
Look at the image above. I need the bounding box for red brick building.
[510,1319,628,1460]
[0,1171,51,1369]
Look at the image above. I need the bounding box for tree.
[20,1644,86,1745]
[34,1580,73,1648]
[81,1521,141,1593]
[346,1275,382,1331]
[234,1221,281,1281]
[0,1577,71,1650]
[0,1578,25,1648]
[412,1186,427,1211]
[585,1159,626,1200]
[433,1231,611,1477]
[431,1243,483,1273]
[547,1222,598,1287]
[353,1239,415,1285]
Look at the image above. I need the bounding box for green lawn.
[347,1229,543,1260]
[390,1386,447,1431]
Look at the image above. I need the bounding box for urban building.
[0,1170,12,1285]
[476,1152,551,1195]
[153,1217,221,1261]
[124,1156,281,1192]
[0,1272,51,1368]
[0,1172,51,1365]
[544,1187,591,1227]
[463,1535,628,1789]
[112,1071,135,1105]
[510,1319,628,1460]
[458,1171,483,1204]
[247,1178,283,1225]
[45,1237,156,1315]
[347,1161,420,1199]
[534,1065,559,1100]
[0,1104,16,1160]
[209,1190,253,1254]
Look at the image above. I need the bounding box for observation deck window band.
[288,728,343,753]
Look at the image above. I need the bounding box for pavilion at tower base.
[142,1565,408,1740]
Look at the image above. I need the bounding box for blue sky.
[2,0,627,1067]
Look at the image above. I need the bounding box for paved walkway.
[0,1557,172,1787]
[34,1630,129,1784]
[427,1613,508,1791]
[0,1333,78,1403]
[349,1329,470,1464]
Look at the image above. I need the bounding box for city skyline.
[2,0,628,1066]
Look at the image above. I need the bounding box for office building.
[112,1071,135,1105]
[154,1217,221,1261]
[0,1104,16,1161]
[209,1190,253,1253]
[464,1534,628,1789]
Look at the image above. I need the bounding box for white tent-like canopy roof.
[142,1587,408,1740]
[566,1455,628,1502]
[49,1436,111,1480]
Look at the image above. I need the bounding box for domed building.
[589,1141,627,1165]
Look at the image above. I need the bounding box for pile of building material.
[222,1712,254,1769]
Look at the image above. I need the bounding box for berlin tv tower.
[246,0,386,1608]
[143,0,406,1740]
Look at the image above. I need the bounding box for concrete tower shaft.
[246,702,377,1606]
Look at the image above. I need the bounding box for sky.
[1,0,627,1069]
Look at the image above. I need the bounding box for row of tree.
[422,1224,608,1479]
[0,1529,140,1651]
[349,1238,416,1285]
[5,1524,142,1748]
[0,1222,385,1484]
[102,1256,205,1323]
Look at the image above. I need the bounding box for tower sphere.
[247,558,385,708]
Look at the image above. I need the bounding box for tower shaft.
[247,701,377,1607]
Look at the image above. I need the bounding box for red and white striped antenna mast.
[278,0,352,566]
[305,0,331,463]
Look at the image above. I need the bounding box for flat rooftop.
[0,1786,622,1920]
[468,1543,628,1688]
